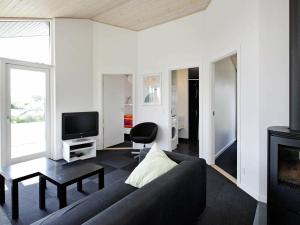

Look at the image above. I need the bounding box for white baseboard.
[215,139,236,159]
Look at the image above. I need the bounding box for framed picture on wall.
[143,74,161,105]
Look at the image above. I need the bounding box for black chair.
[130,122,158,156]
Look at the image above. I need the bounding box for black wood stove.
[268,1,300,224]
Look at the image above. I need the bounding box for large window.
[0,21,51,165]
[0,21,50,64]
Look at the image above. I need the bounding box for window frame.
[0,19,54,166]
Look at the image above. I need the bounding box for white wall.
[53,18,93,159]
[214,57,236,157]
[92,22,137,149]
[258,0,289,202]
[51,20,138,157]
[137,0,260,199]
[175,69,189,139]
[36,0,289,203]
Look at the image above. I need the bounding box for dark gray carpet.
[215,141,237,178]
[197,166,256,225]
[173,139,199,157]
[1,149,256,225]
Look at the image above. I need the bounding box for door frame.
[100,73,135,149]
[0,58,52,165]
[209,48,241,185]
[167,64,203,156]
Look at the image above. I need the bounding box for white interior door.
[6,64,50,164]
[103,75,124,148]
[214,57,237,158]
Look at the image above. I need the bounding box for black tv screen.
[62,112,99,140]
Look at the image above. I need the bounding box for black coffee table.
[0,158,104,219]
[39,162,104,209]
[0,158,57,219]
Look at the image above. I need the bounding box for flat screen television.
[62,112,99,140]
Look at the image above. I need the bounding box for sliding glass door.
[6,64,50,163]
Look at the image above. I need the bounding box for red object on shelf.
[124,114,133,128]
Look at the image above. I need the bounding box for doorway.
[170,67,199,157]
[5,64,50,164]
[212,54,238,182]
[103,74,133,149]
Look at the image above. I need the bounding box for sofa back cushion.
[139,148,204,164]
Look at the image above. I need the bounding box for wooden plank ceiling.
[0,0,211,31]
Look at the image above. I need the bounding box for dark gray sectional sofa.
[31,151,206,225]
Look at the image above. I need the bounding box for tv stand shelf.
[63,138,96,162]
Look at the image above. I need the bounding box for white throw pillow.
[125,142,177,188]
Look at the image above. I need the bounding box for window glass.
[0,21,50,64]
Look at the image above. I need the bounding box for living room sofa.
[31,151,206,225]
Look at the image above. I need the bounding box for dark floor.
[1,149,256,225]
[215,141,237,178]
[106,141,133,149]
[173,139,199,157]
[197,166,256,225]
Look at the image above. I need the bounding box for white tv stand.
[63,138,96,162]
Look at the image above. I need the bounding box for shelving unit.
[63,138,96,162]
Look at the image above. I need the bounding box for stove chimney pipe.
[289,0,300,130]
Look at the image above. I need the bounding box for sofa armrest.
[30,178,137,225]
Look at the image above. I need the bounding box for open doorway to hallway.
[171,67,199,157]
[213,54,238,182]
[103,74,133,149]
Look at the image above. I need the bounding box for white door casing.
[210,48,241,186]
